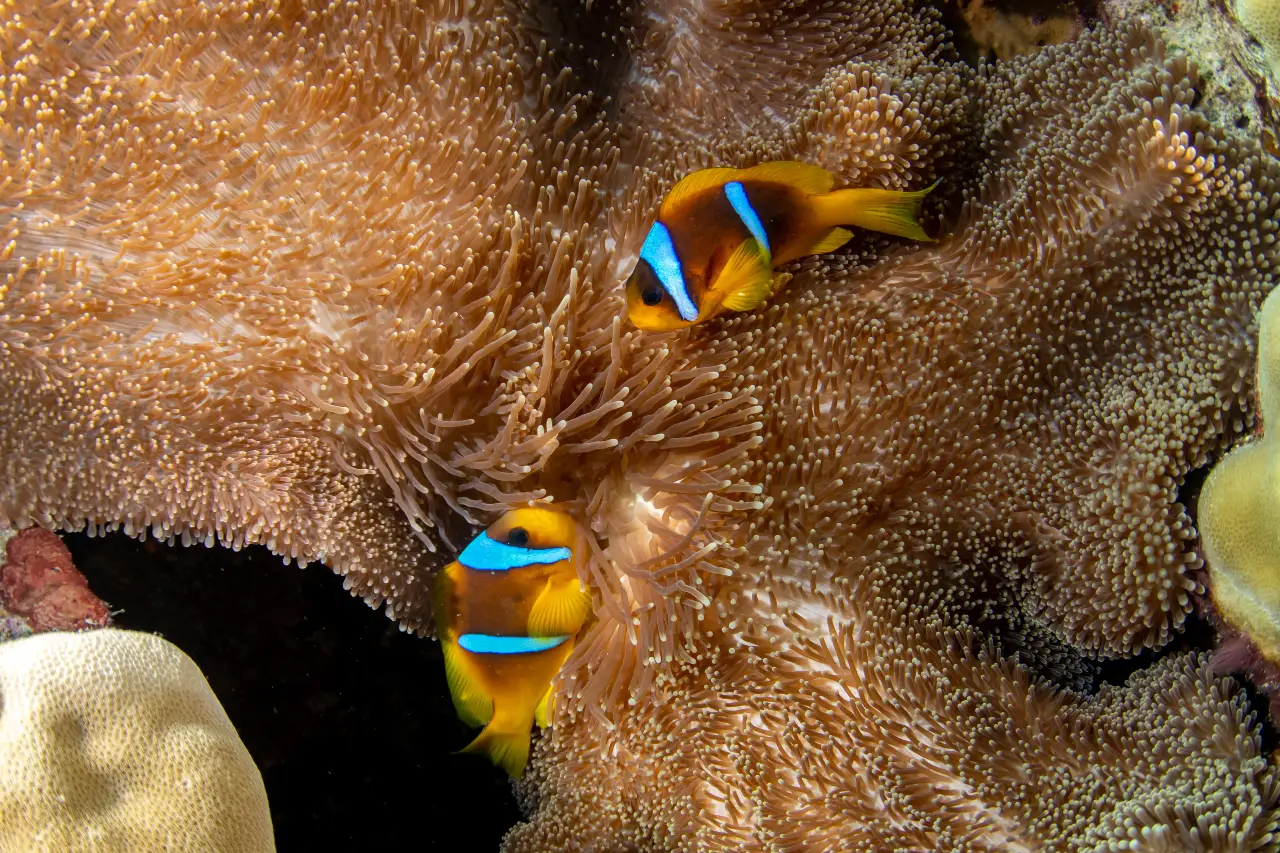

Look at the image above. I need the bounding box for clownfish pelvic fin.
[810,179,940,243]
[718,239,775,313]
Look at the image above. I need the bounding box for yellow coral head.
[1235,0,1280,79]
[1260,286,1280,426]
[1199,287,1280,659]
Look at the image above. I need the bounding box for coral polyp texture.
[2,0,1280,845]
[1201,287,1280,661]
[0,629,273,853]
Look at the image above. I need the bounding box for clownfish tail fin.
[462,724,532,778]
[811,179,940,242]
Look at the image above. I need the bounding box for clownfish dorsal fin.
[738,160,834,195]
[659,167,740,217]
[442,640,495,728]
[717,239,775,313]
[528,577,593,638]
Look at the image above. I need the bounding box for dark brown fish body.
[664,180,814,266]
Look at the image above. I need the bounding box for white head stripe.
[724,181,771,256]
[639,222,699,321]
[458,533,572,571]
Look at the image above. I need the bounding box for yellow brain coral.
[0,629,273,853]
[1237,0,1280,77]
[1200,287,1280,660]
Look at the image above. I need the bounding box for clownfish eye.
[641,285,663,306]
[506,527,530,547]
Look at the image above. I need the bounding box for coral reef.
[0,528,30,639]
[1,0,1279,846]
[0,628,274,853]
[1236,0,1280,81]
[1200,287,1280,703]
[0,528,110,632]
[65,530,525,849]
[1101,0,1280,155]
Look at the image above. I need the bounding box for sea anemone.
[510,575,1279,851]
[2,0,1279,843]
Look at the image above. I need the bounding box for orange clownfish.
[433,507,593,777]
[625,161,938,331]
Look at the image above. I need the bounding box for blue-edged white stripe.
[724,181,771,256]
[458,633,571,655]
[458,533,572,572]
[639,222,698,322]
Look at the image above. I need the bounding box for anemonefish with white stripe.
[625,161,938,331]
[433,507,593,777]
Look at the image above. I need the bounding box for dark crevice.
[1091,608,1219,689]
[514,0,638,118]
[65,531,519,852]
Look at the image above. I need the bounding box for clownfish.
[433,507,593,777]
[625,161,938,331]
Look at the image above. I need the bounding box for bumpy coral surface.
[2,0,1279,845]
[0,629,274,853]
[1201,287,1280,661]
[1237,0,1280,79]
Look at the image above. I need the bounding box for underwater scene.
[1,0,1280,849]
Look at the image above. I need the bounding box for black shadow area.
[64,531,519,852]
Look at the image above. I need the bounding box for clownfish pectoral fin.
[463,724,532,778]
[442,640,494,728]
[718,239,776,314]
[811,179,940,242]
[738,160,835,195]
[528,579,593,638]
[660,167,740,217]
[800,226,855,257]
[534,686,554,729]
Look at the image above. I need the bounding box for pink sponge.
[0,529,110,633]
